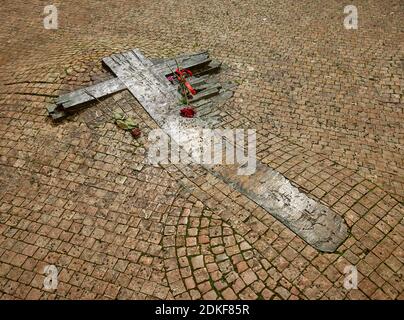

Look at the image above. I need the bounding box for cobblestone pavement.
[0,1,403,300]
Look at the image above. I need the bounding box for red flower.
[175,68,193,78]
[180,107,196,118]
[131,128,142,139]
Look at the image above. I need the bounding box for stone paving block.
[0,0,402,301]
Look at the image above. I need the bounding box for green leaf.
[179,97,188,105]
[115,117,138,130]
[113,112,125,120]
[116,119,130,130]
[125,117,138,129]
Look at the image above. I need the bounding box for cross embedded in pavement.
[48,48,348,252]
[47,49,222,120]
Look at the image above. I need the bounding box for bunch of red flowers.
[167,64,197,118]
[180,107,196,118]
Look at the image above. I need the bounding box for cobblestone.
[0,0,403,300]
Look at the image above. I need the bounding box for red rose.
[180,107,196,118]
[131,128,141,138]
